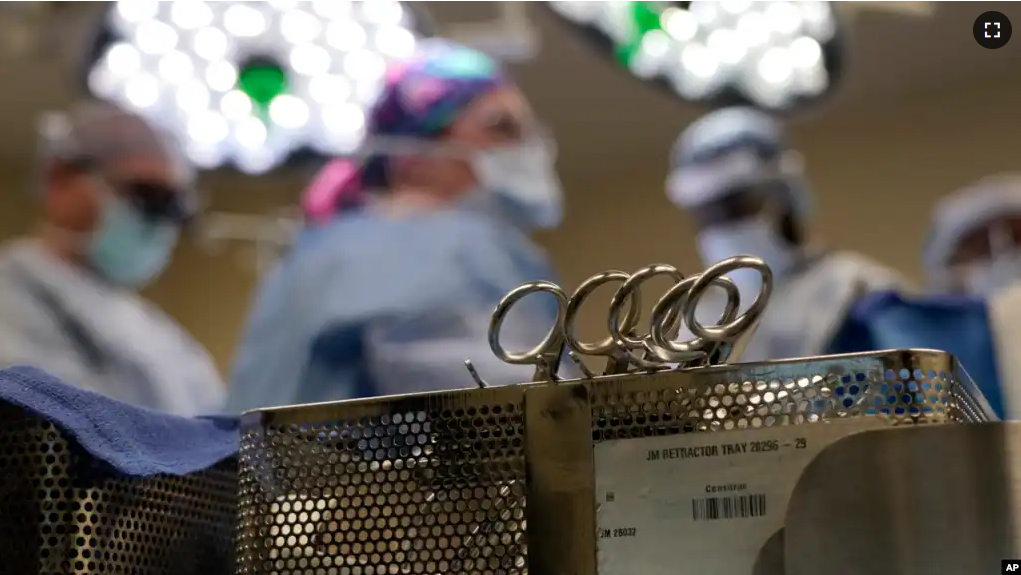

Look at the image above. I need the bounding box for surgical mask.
[470,139,564,230]
[957,253,1021,296]
[697,217,800,301]
[358,134,564,230]
[88,195,180,287]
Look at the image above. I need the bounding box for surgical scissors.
[465,256,774,386]
[648,255,771,366]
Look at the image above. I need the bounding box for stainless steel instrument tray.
[0,403,237,575]
[237,349,995,575]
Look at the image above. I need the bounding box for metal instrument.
[466,255,773,386]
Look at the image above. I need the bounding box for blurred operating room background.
[0,1,1018,370]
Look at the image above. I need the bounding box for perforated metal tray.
[237,349,995,575]
[0,403,237,575]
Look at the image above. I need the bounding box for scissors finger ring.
[608,264,686,368]
[608,265,685,349]
[648,273,740,359]
[685,256,773,341]
[489,281,569,365]
[563,270,639,357]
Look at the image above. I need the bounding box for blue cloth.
[0,366,238,476]
[226,207,562,414]
[828,290,1004,417]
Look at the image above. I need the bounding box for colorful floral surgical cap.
[303,39,509,224]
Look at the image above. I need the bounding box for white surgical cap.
[37,101,194,188]
[923,174,1021,271]
[672,107,786,166]
[666,106,811,218]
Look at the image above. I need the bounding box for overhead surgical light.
[84,0,429,174]
[543,1,845,113]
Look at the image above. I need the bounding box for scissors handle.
[564,270,638,357]
[472,257,775,386]
[607,264,685,349]
[643,278,711,361]
[684,256,773,342]
[488,281,569,365]
[606,264,689,369]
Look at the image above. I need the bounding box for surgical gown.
[828,288,1018,419]
[0,240,225,416]
[226,208,563,413]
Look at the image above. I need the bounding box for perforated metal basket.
[0,403,237,575]
[236,349,995,575]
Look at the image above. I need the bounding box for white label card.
[594,419,887,575]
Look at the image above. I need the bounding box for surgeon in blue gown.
[830,175,1021,418]
[226,40,570,413]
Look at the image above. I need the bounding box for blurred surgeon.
[923,175,1021,297]
[226,40,568,413]
[0,102,224,416]
[830,175,1021,418]
[667,107,911,362]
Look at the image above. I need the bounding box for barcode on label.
[691,494,767,521]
